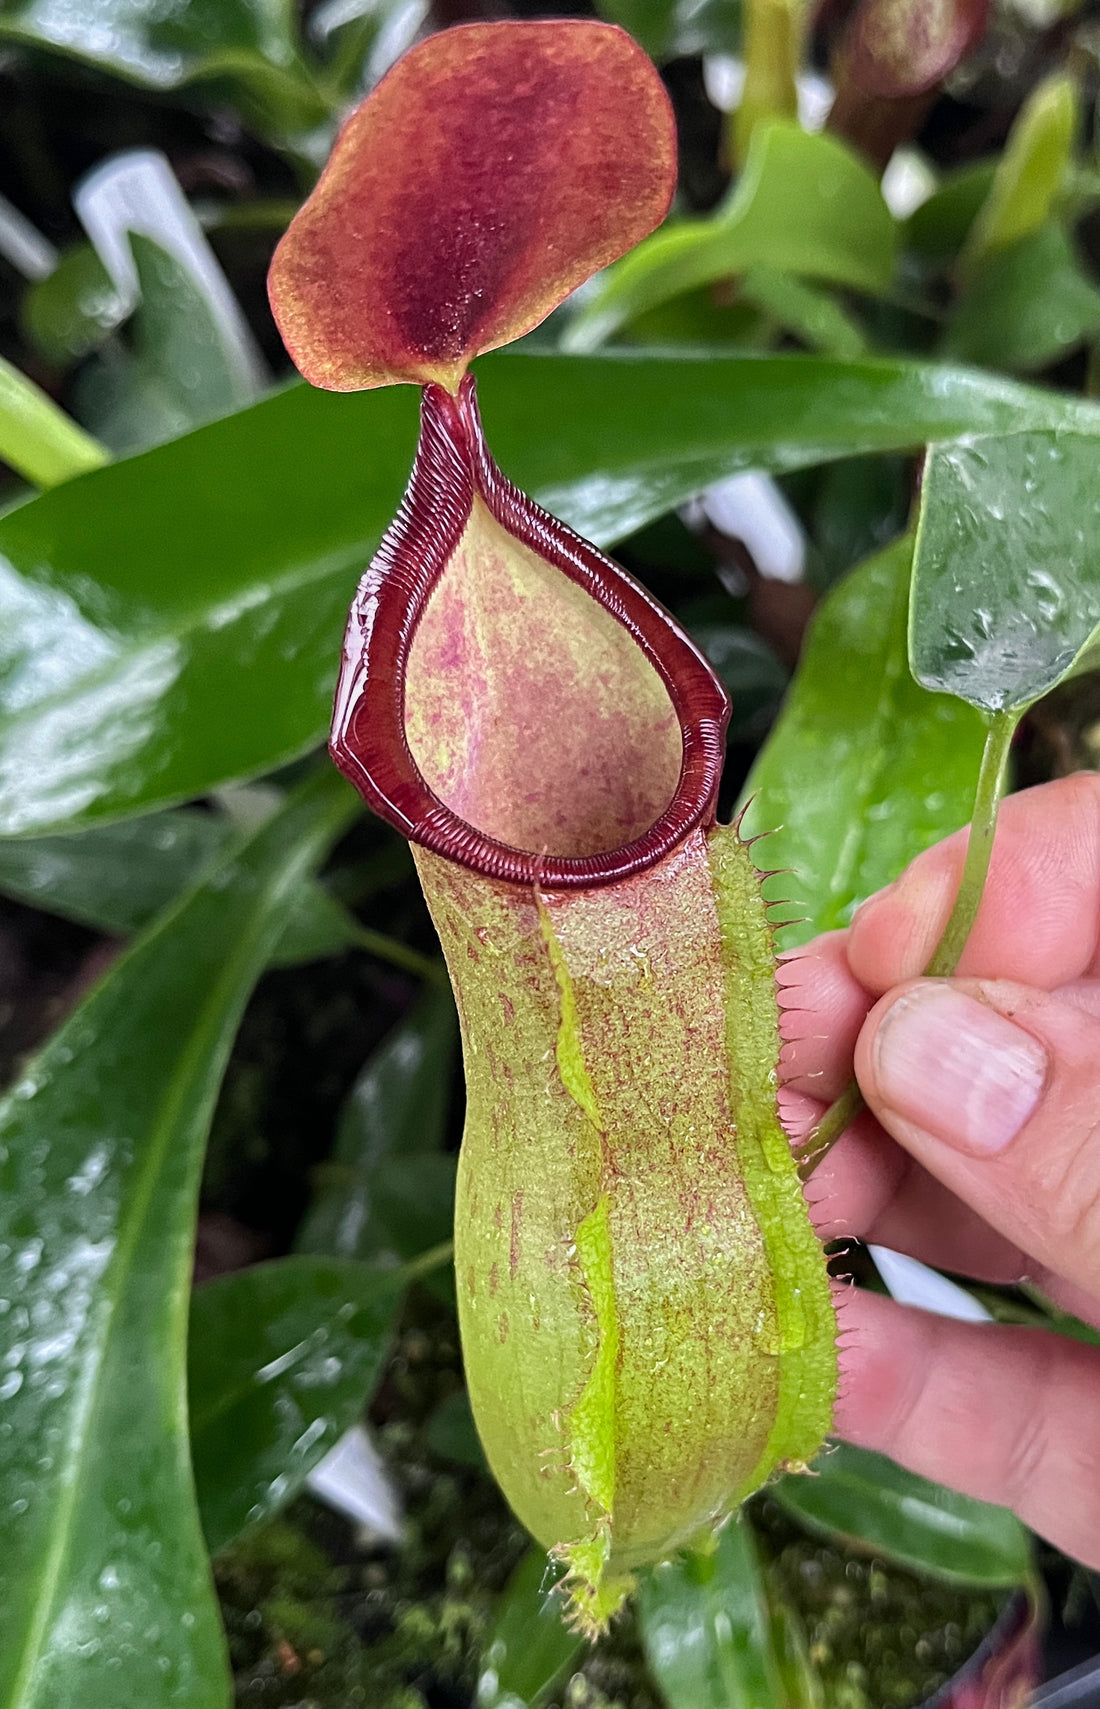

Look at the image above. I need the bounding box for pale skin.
[778,772,1100,1571]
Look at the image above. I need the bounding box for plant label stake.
[269,19,836,1633]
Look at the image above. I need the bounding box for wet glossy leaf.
[476,1550,582,1709]
[75,237,253,456]
[637,1522,809,1709]
[0,0,328,140]
[1,348,1097,839]
[771,1444,1032,1588]
[566,123,896,351]
[944,225,1100,372]
[295,989,456,1266]
[189,1255,405,1554]
[741,538,988,948]
[0,767,357,1709]
[0,806,361,965]
[911,431,1100,713]
[593,0,740,61]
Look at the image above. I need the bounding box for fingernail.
[872,984,1048,1155]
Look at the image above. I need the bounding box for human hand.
[779,773,1100,1568]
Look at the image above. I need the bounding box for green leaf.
[741,538,988,949]
[75,237,254,456]
[944,224,1100,372]
[638,1522,811,1709]
[189,1255,406,1555]
[911,430,1100,713]
[2,347,1099,839]
[903,159,995,273]
[0,767,357,1709]
[21,244,125,366]
[476,1550,583,1709]
[424,1390,485,1468]
[615,289,771,351]
[0,0,329,141]
[273,883,363,965]
[566,124,896,352]
[295,989,456,1266]
[960,72,1078,285]
[593,0,740,61]
[771,1444,1032,1588]
[0,806,224,930]
[739,264,871,358]
[0,353,108,487]
[0,805,362,965]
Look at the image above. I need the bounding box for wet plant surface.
[6,0,1100,1701]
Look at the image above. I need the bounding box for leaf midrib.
[3,864,291,1709]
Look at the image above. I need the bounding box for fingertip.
[778,932,872,1097]
[857,980,1048,1159]
[802,1108,907,1243]
[852,974,1100,1296]
[848,851,960,992]
[831,1286,917,1441]
[833,1288,1100,1568]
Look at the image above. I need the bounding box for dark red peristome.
[330,375,730,890]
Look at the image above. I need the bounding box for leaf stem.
[399,1240,454,1283]
[797,708,1019,1180]
[923,709,1018,976]
[795,1081,864,1180]
[353,926,448,985]
[0,355,108,487]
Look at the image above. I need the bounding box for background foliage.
[2,0,1100,1703]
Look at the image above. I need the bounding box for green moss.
[753,1498,1005,1709]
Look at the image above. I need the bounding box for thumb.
[854,977,1100,1297]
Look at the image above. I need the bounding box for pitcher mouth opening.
[330,372,730,890]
